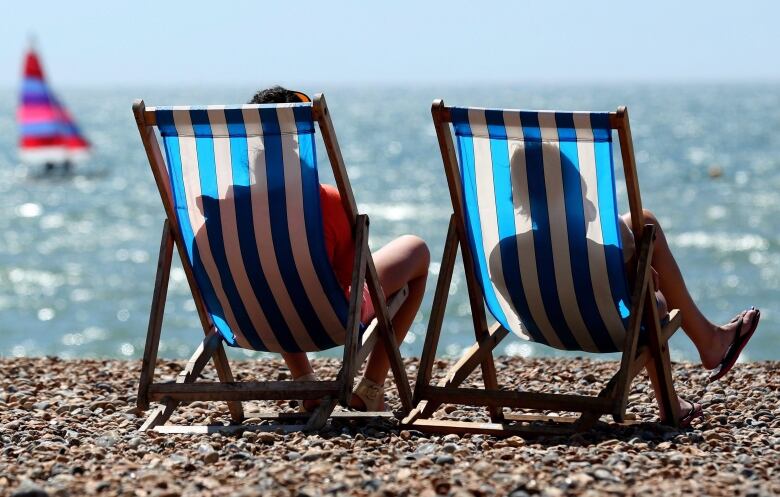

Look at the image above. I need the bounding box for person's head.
[249,86,310,104]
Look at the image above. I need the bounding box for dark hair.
[249,86,308,104]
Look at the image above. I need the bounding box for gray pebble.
[415,442,437,455]
[94,435,117,448]
[592,468,619,482]
[442,443,459,453]
[11,482,48,497]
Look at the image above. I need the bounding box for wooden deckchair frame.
[403,100,682,436]
[132,94,413,433]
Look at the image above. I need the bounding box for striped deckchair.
[404,101,682,435]
[132,94,412,433]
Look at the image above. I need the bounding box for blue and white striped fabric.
[152,103,352,353]
[451,107,632,353]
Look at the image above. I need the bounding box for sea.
[0,84,777,363]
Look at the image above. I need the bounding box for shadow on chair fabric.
[404,101,682,436]
[132,96,412,434]
[487,142,632,353]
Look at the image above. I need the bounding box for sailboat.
[17,44,90,170]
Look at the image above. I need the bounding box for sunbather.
[494,139,757,427]
[619,212,760,425]
[249,87,430,411]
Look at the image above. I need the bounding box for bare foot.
[348,378,386,411]
[347,392,385,411]
[678,397,694,415]
[660,397,703,427]
[699,309,759,370]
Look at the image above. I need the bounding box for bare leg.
[275,351,319,411]
[351,235,429,408]
[623,209,758,369]
[281,352,314,380]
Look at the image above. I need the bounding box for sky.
[2,0,779,87]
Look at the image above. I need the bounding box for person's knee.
[642,208,660,227]
[396,235,430,269]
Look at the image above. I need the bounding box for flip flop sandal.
[352,377,385,412]
[708,307,761,383]
[679,401,704,429]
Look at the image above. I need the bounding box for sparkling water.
[0,84,776,362]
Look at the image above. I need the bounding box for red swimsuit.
[319,184,374,324]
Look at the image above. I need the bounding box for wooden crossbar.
[148,380,341,402]
[420,385,615,413]
[242,410,395,421]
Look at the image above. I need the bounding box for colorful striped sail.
[451,107,632,353]
[151,103,355,353]
[18,47,90,163]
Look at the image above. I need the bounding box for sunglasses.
[291,91,311,103]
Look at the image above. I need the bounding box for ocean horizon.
[0,83,777,362]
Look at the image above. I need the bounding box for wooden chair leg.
[211,343,245,423]
[139,403,177,432]
[442,322,509,387]
[354,285,408,369]
[413,216,458,406]
[140,331,221,431]
[626,310,681,382]
[138,220,174,411]
[304,397,339,431]
[415,323,510,420]
[409,216,510,422]
[575,375,619,430]
[381,319,413,413]
[647,313,680,427]
[179,331,221,382]
[458,240,502,420]
[613,225,655,419]
[339,215,368,405]
[481,356,503,422]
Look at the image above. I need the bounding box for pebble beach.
[1,357,778,497]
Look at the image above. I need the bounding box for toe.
[740,309,759,336]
